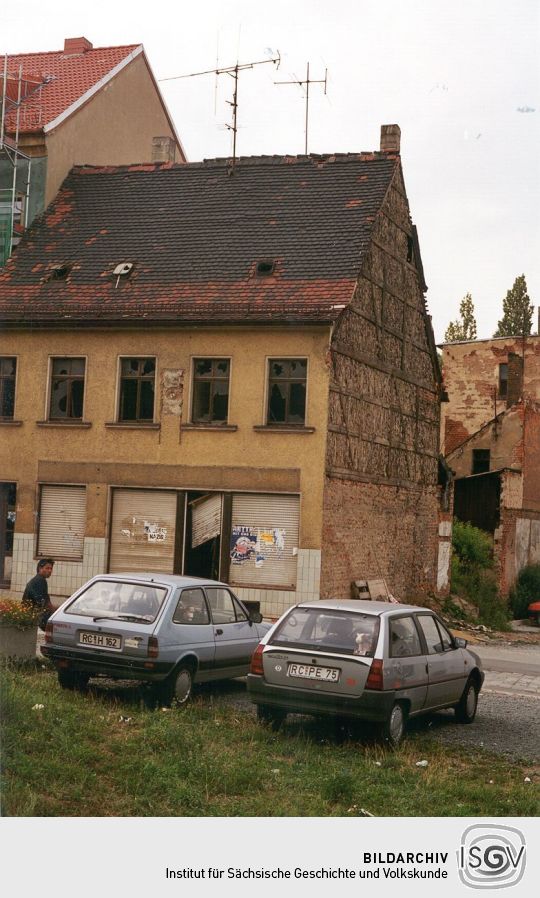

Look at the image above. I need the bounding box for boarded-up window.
[229,494,299,589]
[38,485,86,559]
[109,489,176,574]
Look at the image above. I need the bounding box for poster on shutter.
[230,527,257,565]
[144,522,168,542]
[230,526,286,566]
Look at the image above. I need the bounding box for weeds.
[450,520,510,630]
[1,664,536,818]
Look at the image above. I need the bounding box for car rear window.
[66,581,167,623]
[271,608,379,656]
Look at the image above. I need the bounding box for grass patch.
[1,663,536,817]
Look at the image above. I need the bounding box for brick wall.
[320,477,440,600]
[441,336,540,453]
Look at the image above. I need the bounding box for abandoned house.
[1,36,185,265]
[0,124,449,614]
[446,396,540,595]
[440,330,540,454]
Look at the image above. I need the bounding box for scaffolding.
[0,55,36,266]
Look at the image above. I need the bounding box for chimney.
[380,124,401,154]
[64,37,93,55]
[152,136,176,163]
[506,351,524,408]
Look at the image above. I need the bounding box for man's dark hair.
[37,558,54,571]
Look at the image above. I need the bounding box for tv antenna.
[275,62,328,154]
[160,52,281,171]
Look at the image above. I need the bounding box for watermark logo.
[458,825,526,889]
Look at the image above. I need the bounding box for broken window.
[0,357,16,419]
[119,358,156,422]
[191,358,230,424]
[267,359,307,425]
[472,448,490,475]
[49,358,85,420]
[498,363,508,399]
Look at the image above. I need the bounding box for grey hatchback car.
[43,574,270,705]
[247,600,484,745]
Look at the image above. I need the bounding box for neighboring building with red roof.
[0,125,449,613]
[1,36,185,264]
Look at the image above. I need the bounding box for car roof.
[87,573,227,589]
[296,599,434,617]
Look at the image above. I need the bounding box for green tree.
[493,275,533,337]
[444,293,477,342]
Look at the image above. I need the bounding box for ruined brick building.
[441,327,540,594]
[0,125,449,612]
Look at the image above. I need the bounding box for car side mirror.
[249,611,263,624]
[454,636,467,648]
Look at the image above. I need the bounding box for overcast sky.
[4,0,539,342]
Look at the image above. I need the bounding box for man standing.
[22,558,55,629]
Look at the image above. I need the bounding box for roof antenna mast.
[160,52,281,172]
[275,62,327,154]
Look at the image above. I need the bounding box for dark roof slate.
[0,152,399,326]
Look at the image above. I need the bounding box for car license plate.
[287,663,339,682]
[79,631,122,650]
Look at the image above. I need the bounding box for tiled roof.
[0,152,399,326]
[1,43,140,133]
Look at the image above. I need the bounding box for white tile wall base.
[234,549,321,619]
[9,534,107,599]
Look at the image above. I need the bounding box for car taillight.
[45,621,54,643]
[250,644,264,675]
[148,636,159,658]
[366,658,384,690]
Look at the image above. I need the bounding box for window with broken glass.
[267,359,307,425]
[191,358,230,424]
[0,357,16,419]
[119,358,155,422]
[49,358,85,420]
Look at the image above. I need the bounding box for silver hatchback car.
[247,600,484,744]
[43,573,271,705]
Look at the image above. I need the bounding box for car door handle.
[425,664,429,674]
[215,628,223,636]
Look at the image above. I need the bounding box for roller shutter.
[38,485,86,559]
[109,488,176,573]
[229,493,299,588]
[191,493,222,548]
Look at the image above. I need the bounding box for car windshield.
[66,581,167,623]
[272,608,379,656]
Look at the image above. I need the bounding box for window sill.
[36,420,92,428]
[253,425,315,434]
[105,422,161,430]
[182,423,238,432]
[0,419,23,426]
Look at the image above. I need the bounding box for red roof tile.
[0,153,399,327]
[1,42,141,133]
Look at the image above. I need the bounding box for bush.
[452,520,493,570]
[509,564,540,620]
[450,520,509,629]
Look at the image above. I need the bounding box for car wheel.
[256,704,286,730]
[171,665,194,707]
[380,702,407,747]
[58,670,89,691]
[455,677,478,723]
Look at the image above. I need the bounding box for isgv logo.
[458,825,526,889]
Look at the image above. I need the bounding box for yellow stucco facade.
[2,325,330,614]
